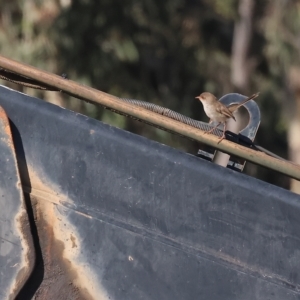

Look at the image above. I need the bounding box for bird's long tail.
[228,92,260,112]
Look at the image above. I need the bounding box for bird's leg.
[204,122,221,134]
[217,123,226,144]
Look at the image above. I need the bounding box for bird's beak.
[195,96,200,99]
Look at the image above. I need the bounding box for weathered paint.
[1,84,300,299]
[0,106,34,299]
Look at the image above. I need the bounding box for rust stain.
[0,104,35,299]
[70,234,77,248]
[32,197,93,300]
[0,106,13,149]
[23,167,109,300]
[7,210,35,300]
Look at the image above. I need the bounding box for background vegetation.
[1,0,300,193]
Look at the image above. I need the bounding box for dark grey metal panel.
[0,105,33,299]
[0,84,299,299]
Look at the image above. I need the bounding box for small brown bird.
[195,92,259,142]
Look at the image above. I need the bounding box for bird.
[195,92,259,143]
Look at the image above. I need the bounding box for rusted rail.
[0,55,299,180]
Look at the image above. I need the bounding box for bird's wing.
[216,103,236,121]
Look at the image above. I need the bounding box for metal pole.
[0,55,299,180]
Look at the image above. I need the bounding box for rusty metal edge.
[0,106,35,299]
[0,55,299,180]
[20,165,110,300]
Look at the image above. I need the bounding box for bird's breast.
[203,104,227,122]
